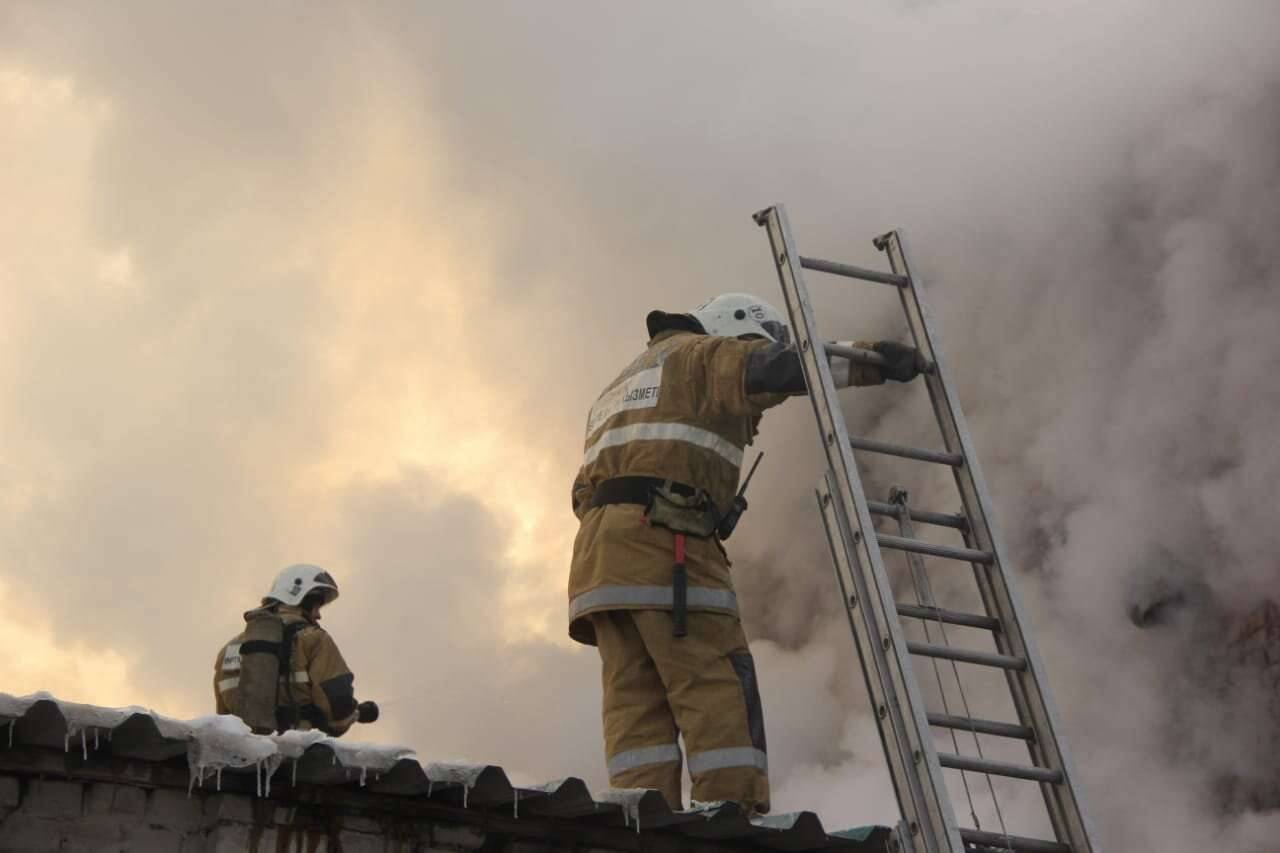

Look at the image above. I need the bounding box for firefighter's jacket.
[568,330,882,645]
[214,605,360,736]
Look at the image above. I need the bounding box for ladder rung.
[849,436,963,466]
[940,753,1063,784]
[960,828,1071,853]
[907,642,1027,671]
[877,534,993,564]
[868,502,966,530]
[927,712,1034,741]
[896,603,1000,631]
[798,255,909,287]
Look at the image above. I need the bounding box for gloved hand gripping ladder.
[753,206,1099,853]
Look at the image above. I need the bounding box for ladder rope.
[905,536,982,831]
[903,503,1016,853]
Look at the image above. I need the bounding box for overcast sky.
[2,2,1279,848]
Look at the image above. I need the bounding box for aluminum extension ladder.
[754,206,1098,853]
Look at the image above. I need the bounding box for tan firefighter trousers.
[590,609,770,813]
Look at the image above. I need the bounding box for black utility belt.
[588,476,699,510]
[590,476,721,540]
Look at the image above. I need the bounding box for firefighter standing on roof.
[568,293,926,813]
[214,564,379,736]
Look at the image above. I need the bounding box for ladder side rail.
[953,517,1087,849]
[879,230,1048,744]
[756,206,963,853]
[885,230,1086,847]
[815,477,930,853]
[957,517,1048,741]
[877,230,1098,852]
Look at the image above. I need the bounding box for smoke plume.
[1,2,1278,848]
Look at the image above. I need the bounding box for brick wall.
[0,773,630,853]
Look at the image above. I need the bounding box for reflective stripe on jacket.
[213,606,360,736]
[567,331,780,646]
[568,330,884,645]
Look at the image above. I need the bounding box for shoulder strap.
[277,620,313,728]
[280,621,310,671]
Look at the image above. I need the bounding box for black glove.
[872,340,927,383]
[356,701,380,723]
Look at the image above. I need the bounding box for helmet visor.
[313,571,340,604]
[761,319,791,346]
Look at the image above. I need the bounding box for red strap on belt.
[671,533,688,639]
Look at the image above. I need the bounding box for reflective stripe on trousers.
[591,610,771,813]
[687,746,768,775]
[583,422,745,468]
[606,743,682,777]
[569,584,737,621]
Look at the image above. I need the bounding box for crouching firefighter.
[568,293,926,814]
[214,564,379,736]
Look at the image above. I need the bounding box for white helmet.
[691,293,790,344]
[264,564,340,607]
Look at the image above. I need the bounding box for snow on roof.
[0,691,892,850]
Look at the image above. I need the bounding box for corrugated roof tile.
[0,693,892,851]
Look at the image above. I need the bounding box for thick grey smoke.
[2,1,1279,848]
[741,74,1280,845]
[733,14,1280,847]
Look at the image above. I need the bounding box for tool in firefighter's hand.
[872,340,930,382]
[716,452,765,541]
[356,700,380,723]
